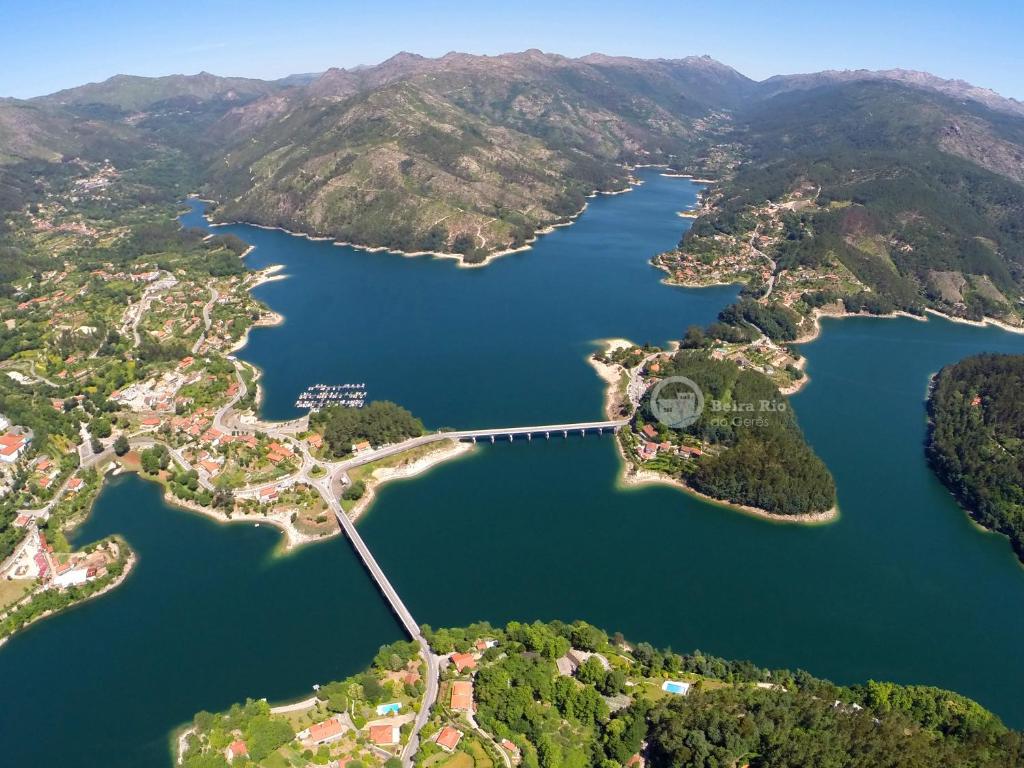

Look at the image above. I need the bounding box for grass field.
[0,579,33,612]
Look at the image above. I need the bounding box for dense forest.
[927,353,1024,561]
[310,400,424,458]
[644,351,836,515]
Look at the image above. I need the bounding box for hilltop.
[3,50,1024,287]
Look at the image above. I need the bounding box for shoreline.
[589,339,837,526]
[0,550,138,648]
[618,463,839,525]
[346,439,475,522]
[190,168,663,270]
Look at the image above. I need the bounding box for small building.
[450,652,477,672]
[436,725,462,752]
[298,716,344,746]
[225,740,248,762]
[352,440,371,454]
[369,724,399,745]
[260,486,279,502]
[0,432,29,463]
[641,423,658,440]
[450,680,473,711]
[502,740,521,756]
[67,477,84,492]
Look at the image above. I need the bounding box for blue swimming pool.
[662,680,691,695]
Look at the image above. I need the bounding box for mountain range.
[2,50,1023,295]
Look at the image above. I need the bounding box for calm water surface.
[3,171,1024,767]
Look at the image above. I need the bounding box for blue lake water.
[4,170,1024,768]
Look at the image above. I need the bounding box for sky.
[3,0,1023,100]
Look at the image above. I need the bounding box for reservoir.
[3,170,1024,767]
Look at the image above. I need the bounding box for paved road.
[191,287,219,354]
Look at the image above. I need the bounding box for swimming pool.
[661,680,691,695]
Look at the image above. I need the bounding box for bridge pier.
[527,432,532,441]
[545,431,550,439]
[471,436,476,444]
[599,427,603,435]
[580,428,586,436]
[490,435,495,444]
[508,433,513,442]
[562,430,568,438]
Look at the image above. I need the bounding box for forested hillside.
[927,353,1024,561]
[676,80,1024,323]
[640,350,836,515]
[183,619,1024,768]
[5,51,1024,279]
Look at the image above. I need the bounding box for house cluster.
[111,369,200,413]
[28,456,62,491]
[292,706,403,761]
[169,407,216,439]
[3,529,115,589]
[431,638,517,757]
[636,423,702,462]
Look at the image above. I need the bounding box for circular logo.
[650,376,705,429]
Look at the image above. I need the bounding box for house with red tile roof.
[369,723,399,745]
[436,725,462,752]
[66,477,83,492]
[450,652,477,672]
[0,432,30,463]
[501,739,520,756]
[450,680,473,711]
[224,740,248,762]
[259,486,279,502]
[298,716,344,746]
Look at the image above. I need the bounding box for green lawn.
[0,579,33,612]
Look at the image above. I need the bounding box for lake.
[3,170,1024,767]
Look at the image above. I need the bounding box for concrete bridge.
[447,418,628,443]
[317,478,438,766]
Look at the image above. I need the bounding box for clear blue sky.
[4,0,1022,100]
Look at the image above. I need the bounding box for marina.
[294,383,367,412]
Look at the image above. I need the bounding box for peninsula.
[177,620,1024,768]
[592,340,836,522]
